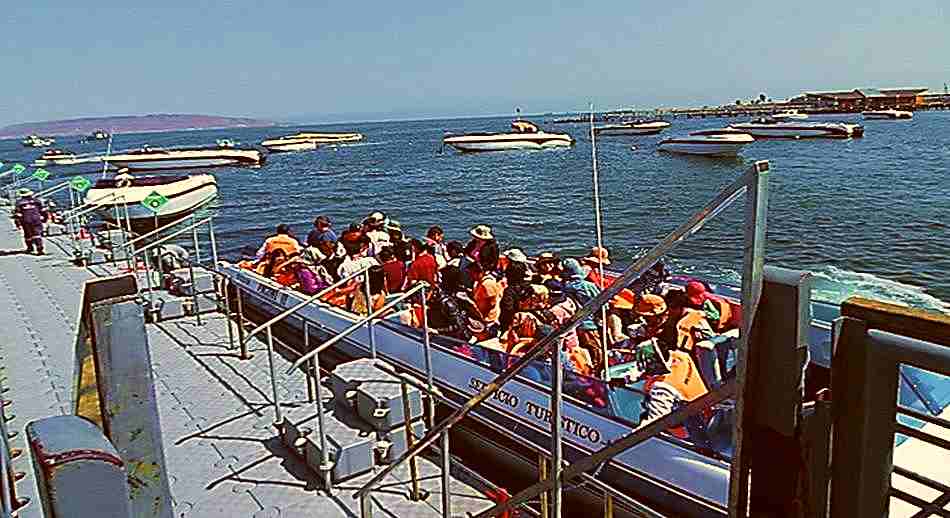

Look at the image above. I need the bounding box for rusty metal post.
[236,287,249,359]
[538,454,549,518]
[401,380,422,501]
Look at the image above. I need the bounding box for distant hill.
[0,114,277,139]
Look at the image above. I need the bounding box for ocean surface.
[2,112,948,312]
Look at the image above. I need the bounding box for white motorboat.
[770,109,808,120]
[658,128,755,157]
[22,134,55,147]
[286,132,364,143]
[89,129,110,140]
[594,120,672,136]
[84,174,218,222]
[102,144,264,171]
[730,118,864,139]
[443,120,574,152]
[863,109,913,120]
[260,137,320,152]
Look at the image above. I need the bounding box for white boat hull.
[729,122,862,139]
[103,148,263,171]
[444,132,574,152]
[261,140,319,152]
[595,122,671,136]
[863,110,913,120]
[658,134,754,156]
[85,175,218,221]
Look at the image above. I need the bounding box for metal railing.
[61,191,134,263]
[351,160,770,518]
[831,298,950,518]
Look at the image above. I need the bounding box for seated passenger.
[562,258,604,375]
[306,215,337,248]
[256,224,301,259]
[379,247,406,293]
[537,295,592,377]
[424,225,447,268]
[406,239,439,287]
[263,249,290,279]
[362,211,391,255]
[443,240,464,268]
[533,252,565,302]
[582,246,612,288]
[498,261,531,335]
[641,350,710,440]
[336,234,379,310]
[413,286,472,342]
[685,280,740,333]
[351,265,387,315]
[607,288,637,346]
[471,255,506,338]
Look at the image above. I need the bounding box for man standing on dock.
[13,188,47,255]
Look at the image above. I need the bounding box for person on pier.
[13,188,48,255]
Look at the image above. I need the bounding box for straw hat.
[584,246,611,265]
[364,211,385,225]
[635,294,668,316]
[469,224,493,240]
[384,218,402,232]
[610,288,637,310]
[536,251,558,263]
[502,248,528,263]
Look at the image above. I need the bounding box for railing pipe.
[236,287,248,359]
[122,211,202,249]
[266,327,283,424]
[305,321,333,492]
[364,273,377,359]
[352,163,761,502]
[243,265,373,347]
[222,277,234,349]
[286,283,426,374]
[551,329,564,518]
[127,217,211,259]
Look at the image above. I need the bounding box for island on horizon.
[0,113,277,139]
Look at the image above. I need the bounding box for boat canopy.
[511,120,540,134]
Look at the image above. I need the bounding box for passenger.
[378,247,406,293]
[256,224,302,259]
[533,252,564,302]
[627,293,678,356]
[458,239,480,289]
[583,246,612,288]
[467,224,494,261]
[607,288,637,346]
[262,249,290,279]
[13,189,48,255]
[273,254,304,288]
[444,240,463,268]
[498,248,529,275]
[418,286,472,342]
[640,350,710,439]
[537,296,592,377]
[386,219,413,264]
[424,225,447,268]
[562,258,604,374]
[685,280,740,333]
[498,261,531,335]
[406,239,439,287]
[306,215,337,248]
[336,233,379,310]
[339,223,365,256]
[351,265,387,315]
[362,211,391,255]
[471,255,505,338]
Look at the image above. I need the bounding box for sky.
[2,0,948,125]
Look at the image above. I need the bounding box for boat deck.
[0,216,494,518]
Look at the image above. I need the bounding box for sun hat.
[536,251,558,263]
[384,218,402,232]
[610,288,637,310]
[17,188,33,197]
[685,280,709,307]
[364,211,385,225]
[635,294,668,316]
[561,258,587,280]
[469,224,493,240]
[501,248,528,263]
[584,246,611,265]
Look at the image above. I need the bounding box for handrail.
[287,282,427,373]
[353,161,761,501]
[244,264,374,345]
[61,191,126,222]
[128,216,212,258]
[33,180,72,199]
[122,211,201,249]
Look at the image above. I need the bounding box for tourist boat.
[220,260,855,516]
[84,174,218,222]
[862,109,913,120]
[260,137,320,152]
[729,118,864,139]
[443,120,574,152]
[22,134,55,147]
[770,109,808,120]
[33,148,81,166]
[594,120,672,136]
[101,145,264,171]
[657,128,755,156]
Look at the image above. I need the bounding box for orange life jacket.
[644,351,709,437]
[263,234,301,257]
[675,309,713,351]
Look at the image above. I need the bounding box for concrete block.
[44,222,67,236]
[376,419,425,463]
[182,293,219,316]
[301,409,375,483]
[169,268,215,296]
[356,380,423,431]
[148,295,185,321]
[329,359,396,410]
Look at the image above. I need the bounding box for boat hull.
[594,122,671,136]
[103,148,263,171]
[85,176,218,222]
[863,110,913,120]
[444,133,574,152]
[223,265,734,517]
[658,137,753,156]
[261,141,319,152]
[728,123,862,139]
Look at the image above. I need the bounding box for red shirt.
[407,253,439,286]
[382,260,406,293]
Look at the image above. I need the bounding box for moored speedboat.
[286,132,364,143]
[32,148,80,166]
[260,137,320,152]
[84,173,218,222]
[658,128,754,156]
[594,120,672,136]
[102,144,264,171]
[443,120,574,152]
[862,109,913,120]
[90,129,110,140]
[770,109,808,120]
[730,118,864,139]
[22,134,55,147]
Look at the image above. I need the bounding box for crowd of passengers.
[239,212,741,433]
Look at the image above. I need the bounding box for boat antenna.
[589,102,610,381]
[100,133,113,179]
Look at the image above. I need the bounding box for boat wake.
[811,266,950,314]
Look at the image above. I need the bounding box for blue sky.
[2,0,947,125]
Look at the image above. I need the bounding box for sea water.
[1,111,947,312]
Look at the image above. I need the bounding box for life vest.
[644,351,709,438]
[708,294,740,331]
[675,309,714,351]
[263,234,301,257]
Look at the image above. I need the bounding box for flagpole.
[589,103,609,380]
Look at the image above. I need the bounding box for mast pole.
[589,103,609,380]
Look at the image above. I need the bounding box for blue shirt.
[306,228,338,248]
[563,278,601,330]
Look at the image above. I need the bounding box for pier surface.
[0,217,492,517]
